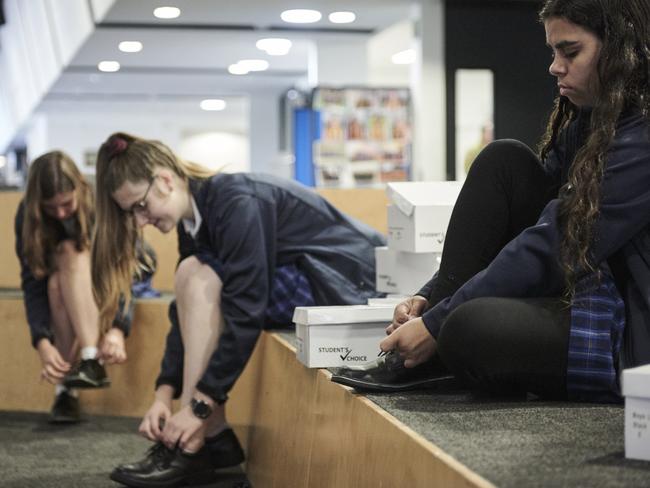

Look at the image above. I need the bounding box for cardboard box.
[293,305,393,368]
[622,364,650,461]
[375,246,440,295]
[386,181,462,253]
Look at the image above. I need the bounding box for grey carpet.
[277,330,650,487]
[0,411,249,488]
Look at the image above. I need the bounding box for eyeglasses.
[128,176,157,216]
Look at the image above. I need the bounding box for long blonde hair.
[92,132,214,329]
[22,151,94,278]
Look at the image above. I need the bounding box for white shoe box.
[386,181,462,253]
[367,295,409,306]
[375,246,440,295]
[293,305,394,368]
[623,364,650,461]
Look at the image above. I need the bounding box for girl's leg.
[47,271,78,363]
[174,256,226,442]
[52,240,100,349]
[437,297,570,399]
[47,271,81,422]
[428,139,559,305]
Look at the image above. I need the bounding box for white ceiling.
[47,0,414,101]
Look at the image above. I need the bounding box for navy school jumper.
[155,173,386,403]
[418,109,650,371]
[14,201,132,348]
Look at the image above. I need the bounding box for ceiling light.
[153,6,181,19]
[256,38,292,56]
[200,99,226,111]
[98,61,120,72]
[238,59,269,72]
[391,49,416,65]
[228,64,248,75]
[329,11,356,24]
[119,41,143,53]
[281,9,322,24]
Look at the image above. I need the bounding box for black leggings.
[431,140,570,399]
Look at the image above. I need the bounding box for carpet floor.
[0,410,249,488]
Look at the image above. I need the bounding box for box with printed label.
[386,181,462,253]
[375,246,440,295]
[622,364,650,461]
[293,305,394,368]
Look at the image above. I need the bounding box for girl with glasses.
[91,133,385,486]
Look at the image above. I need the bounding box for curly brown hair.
[538,0,650,297]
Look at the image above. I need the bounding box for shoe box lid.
[387,181,463,217]
[293,304,394,325]
[622,364,650,398]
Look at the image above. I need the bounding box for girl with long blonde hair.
[92,132,384,486]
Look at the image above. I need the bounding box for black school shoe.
[205,427,245,468]
[330,350,457,392]
[110,443,218,487]
[111,428,245,487]
[63,359,110,389]
[49,390,81,424]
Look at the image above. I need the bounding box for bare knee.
[175,256,222,301]
[54,239,88,271]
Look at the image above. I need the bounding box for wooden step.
[0,295,491,488]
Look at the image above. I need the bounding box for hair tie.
[106,136,128,158]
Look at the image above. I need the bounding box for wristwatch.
[190,398,213,419]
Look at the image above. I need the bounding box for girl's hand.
[36,338,71,384]
[386,295,429,335]
[139,399,172,442]
[380,317,437,368]
[99,328,127,364]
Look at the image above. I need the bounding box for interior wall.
[444,0,555,178]
[27,98,250,175]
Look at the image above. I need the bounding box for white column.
[411,0,446,181]
[249,90,282,175]
[314,36,368,86]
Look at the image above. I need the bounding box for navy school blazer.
[155,173,386,403]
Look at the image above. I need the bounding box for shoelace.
[149,442,174,469]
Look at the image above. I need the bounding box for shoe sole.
[63,375,110,389]
[49,416,81,424]
[330,373,457,392]
[109,467,233,487]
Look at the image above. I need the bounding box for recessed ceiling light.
[153,6,181,19]
[391,49,416,65]
[329,11,356,24]
[98,61,120,72]
[200,99,226,111]
[119,41,143,53]
[238,59,269,72]
[256,38,292,56]
[228,64,248,75]
[281,9,322,24]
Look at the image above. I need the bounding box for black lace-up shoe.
[49,391,81,424]
[330,350,457,392]
[110,443,218,487]
[205,428,245,469]
[112,442,170,476]
[63,359,110,389]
